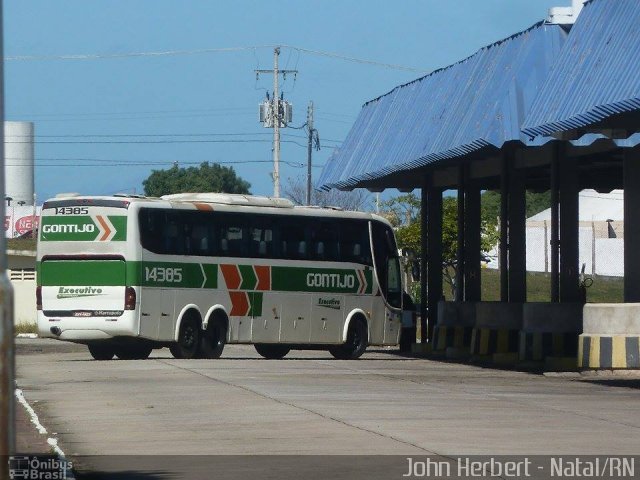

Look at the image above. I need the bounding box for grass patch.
[14,322,38,335]
[7,238,36,251]
[432,268,622,303]
[477,268,622,303]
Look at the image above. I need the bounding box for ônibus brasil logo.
[41,215,126,242]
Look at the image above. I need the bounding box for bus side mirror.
[411,261,420,281]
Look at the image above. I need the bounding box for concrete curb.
[578,334,640,369]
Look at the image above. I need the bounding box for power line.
[4,138,311,146]
[4,159,319,168]
[5,131,342,142]
[7,44,429,73]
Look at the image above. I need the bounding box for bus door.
[371,223,403,345]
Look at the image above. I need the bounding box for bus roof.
[43,193,393,226]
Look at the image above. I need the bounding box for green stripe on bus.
[249,292,263,317]
[239,265,257,290]
[40,260,126,286]
[271,266,372,294]
[130,261,219,289]
[39,260,372,295]
[40,215,127,242]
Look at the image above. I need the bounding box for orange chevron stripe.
[221,264,241,290]
[229,291,250,316]
[193,202,213,211]
[254,265,271,291]
[96,215,112,241]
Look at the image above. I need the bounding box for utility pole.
[1,0,17,466]
[272,48,281,198]
[256,47,297,198]
[306,102,318,206]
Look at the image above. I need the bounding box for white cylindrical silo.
[4,121,34,206]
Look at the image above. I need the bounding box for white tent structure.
[487,190,624,276]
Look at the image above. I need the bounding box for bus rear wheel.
[88,343,115,361]
[329,318,368,360]
[254,344,290,359]
[200,319,227,359]
[170,316,201,359]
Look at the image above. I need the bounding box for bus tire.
[114,344,153,360]
[329,318,368,360]
[88,343,115,361]
[201,317,227,359]
[254,344,290,359]
[170,315,201,359]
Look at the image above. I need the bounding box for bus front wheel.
[170,316,201,359]
[329,318,368,360]
[254,344,290,359]
[88,343,115,361]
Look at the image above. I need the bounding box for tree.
[381,192,500,301]
[482,190,551,220]
[284,176,372,211]
[143,162,251,197]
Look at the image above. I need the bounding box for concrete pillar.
[456,165,466,301]
[464,182,481,302]
[550,148,560,302]
[508,162,527,302]
[624,147,640,302]
[500,152,510,302]
[427,182,443,344]
[559,153,580,303]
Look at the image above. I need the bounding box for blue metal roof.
[523,0,640,137]
[318,22,568,191]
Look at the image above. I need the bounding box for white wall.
[8,251,37,325]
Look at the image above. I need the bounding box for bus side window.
[279,217,307,260]
[339,221,370,265]
[191,224,209,255]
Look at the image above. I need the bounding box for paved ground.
[13,338,640,478]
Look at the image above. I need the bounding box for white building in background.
[4,121,35,206]
[487,190,624,277]
[4,121,39,239]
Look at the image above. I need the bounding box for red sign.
[15,215,39,235]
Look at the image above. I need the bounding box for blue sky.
[5,0,567,203]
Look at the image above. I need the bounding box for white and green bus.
[37,193,406,360]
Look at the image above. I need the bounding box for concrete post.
[559,153,580,303]
[508,162,527,302]
[623,147,640,302]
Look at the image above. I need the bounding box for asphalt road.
[13,338,640,479]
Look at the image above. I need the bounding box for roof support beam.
[550,146,560,302]
[426,175,443,345]
[559,151,581,303]
[464,177,482,302]
[508,159,527,303]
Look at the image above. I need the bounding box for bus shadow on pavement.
[580,379,640,390]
